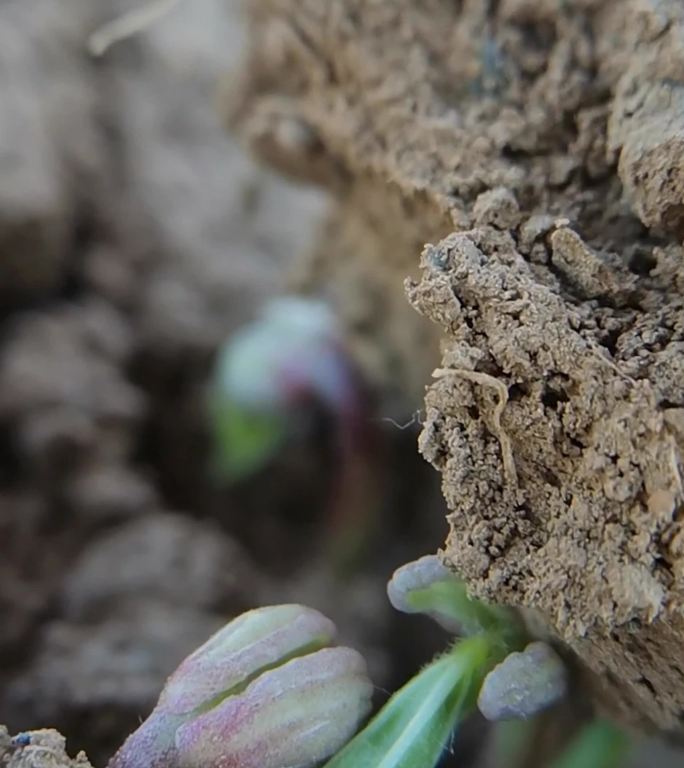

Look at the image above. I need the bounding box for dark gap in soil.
[508,382,529,402]
[541,386,570,410]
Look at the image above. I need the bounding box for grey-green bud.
[477,641,567,721]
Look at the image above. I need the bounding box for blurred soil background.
[0,1,449,764]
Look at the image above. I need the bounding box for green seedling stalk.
[406,580,525,648]
[324,633,517,768]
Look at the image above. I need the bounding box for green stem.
[324,635,504,768]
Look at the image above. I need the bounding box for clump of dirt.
[0,726,92,768]
[233,0,684,731]
[410,224,684,730]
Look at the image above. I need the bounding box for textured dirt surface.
[0,727,93,768]
[233,0,684,731]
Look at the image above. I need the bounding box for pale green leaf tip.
[386,555,467,633]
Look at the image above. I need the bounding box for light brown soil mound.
[233,0,684,730]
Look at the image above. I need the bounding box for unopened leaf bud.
[108,605,371,768]
[176,646,372,768]
[477,641,567,721]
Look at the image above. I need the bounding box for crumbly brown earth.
[0,727,93,768]
[233,0,684,731]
